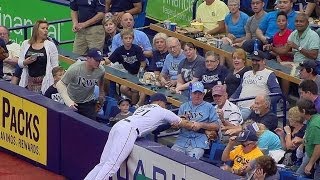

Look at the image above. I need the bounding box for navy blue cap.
[118,97,131,105]
[299,60,317,69]
[251,50,266,61]
[86,48,104,61]
[150,93,167,103]
[236,129,258,142]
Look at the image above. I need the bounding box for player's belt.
[123,119,140,135]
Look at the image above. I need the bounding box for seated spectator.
[256,123,283,155]
[275,106,306,166]
[106,28,146,105]
[263,11,293,62]
[109,97,133,126]
[171,82,219,159]
[212,84,243,142]
[223,0,249,45]
[0,25,20,81]
[159,37,185,88]
[103,17,119,57]
[194,51,229,101]
[244,0,297,54]
[234,0,266,48]
[272,12,320,63]
[221,129,264,176]
[230,51,282,120]
[0,38,8,78]
[299,60,320,94]
[224,48,251,97]
[304,0,320,17]
[149,32,168,81]
[44,66,65,104]
[196,0,229,35]
[240,0,269,16]
[105,0,142,24]
[18,20,59,94]
[245,155,280,180]
[298,79,320,113]
[112,13,152,58]
[175,42,206,95]
[249,94,279,132]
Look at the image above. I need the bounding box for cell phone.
[30,53,39,60]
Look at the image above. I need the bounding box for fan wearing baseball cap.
[56,48,106,120]
[221,129,263,175]
[171,82,220,159]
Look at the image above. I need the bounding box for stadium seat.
[134,0,148,28]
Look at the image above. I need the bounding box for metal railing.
[8,18,74,45]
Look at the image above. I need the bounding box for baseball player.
[85,93,191,180]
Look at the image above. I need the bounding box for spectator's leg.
[73,29,88,55]
[296,153,310,177]
[314,162,320,179]
[86,25,105,52]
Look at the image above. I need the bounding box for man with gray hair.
[249,94,278,132]
[159,37,186,88]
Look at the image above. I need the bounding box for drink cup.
[163,20,171,29]
[170,23,177,32]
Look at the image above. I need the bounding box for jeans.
[171,144,204,159]
[296,153,310,177]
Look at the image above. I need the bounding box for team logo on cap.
[97,50,102,56]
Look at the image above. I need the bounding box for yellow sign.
[0,90,47,165]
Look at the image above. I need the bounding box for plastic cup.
[163,20,171,29]
[216,39,223,49]
[170,23,177,32]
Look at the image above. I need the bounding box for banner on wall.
[146,0,198,26]
[0,90,48,165]
[0,0,73,50]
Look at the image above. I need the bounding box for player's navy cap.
[150,93,167,103]
[236,129,258,142]
[299,60,317,69]
[191,81,204,93]
[118,97,131,105]
[86,48,104,61]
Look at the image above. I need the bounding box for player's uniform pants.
[84,119,139,180]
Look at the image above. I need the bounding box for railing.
[8,18,74,45]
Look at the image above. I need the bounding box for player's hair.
[153,32,168,46]
[299,80,318,95]
[52,66,64,77]
[120,28,134,39]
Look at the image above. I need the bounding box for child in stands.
[44,66,65,104]
[109,97,133,126]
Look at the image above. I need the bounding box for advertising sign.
[0,90,48,165]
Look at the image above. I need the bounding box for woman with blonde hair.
[103,17,118,56]
[275,106,306,166]
[18,20,58,94]
[224,48,251,97]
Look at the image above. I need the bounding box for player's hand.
[69,103,78,111]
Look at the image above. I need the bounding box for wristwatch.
[298,46,303,52]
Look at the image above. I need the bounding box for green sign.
[0,0,73,50]
[146,0,202,26]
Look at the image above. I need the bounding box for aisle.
[0,151,65,180]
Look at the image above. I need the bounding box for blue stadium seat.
[134,0,148,28]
